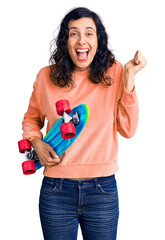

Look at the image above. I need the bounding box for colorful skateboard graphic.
[18,100,89,175]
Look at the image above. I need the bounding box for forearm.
[124,72,135,93]
[31,136,42,149]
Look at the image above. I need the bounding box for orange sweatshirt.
[22,60,139,178]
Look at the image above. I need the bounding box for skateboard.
[18,100,89,175]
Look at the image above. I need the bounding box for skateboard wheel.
[56,100,71,116]
[60,123,76,139]
[18,139,31,153]
[22,160,36,175]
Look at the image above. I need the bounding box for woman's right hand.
[31,137,64,167]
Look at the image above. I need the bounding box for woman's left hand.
[124,50,147,92]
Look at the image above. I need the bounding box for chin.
[76,60,92,69]
[75,65,90,71]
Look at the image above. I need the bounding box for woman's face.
[67,17,98,71]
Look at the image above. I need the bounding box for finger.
[40,160,46,166]
[134,50,145,65]
[135,57,147,68]
[46,155,61,164]
[60,152,65,160]
[134,58,140,65]
[134,50,139,59]
[135,50,147,66]
[48,152,65,164]
[47,145,58,158]
[134,50,141,64]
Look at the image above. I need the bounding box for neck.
[74,66,91,72]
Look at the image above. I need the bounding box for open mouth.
[76,48,89,61]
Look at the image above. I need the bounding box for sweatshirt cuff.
[23,131,43,142]
[121,85,138,106]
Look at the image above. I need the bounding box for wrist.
[125,81,135,92]
[31,137,42,148]
[124,72,135,92]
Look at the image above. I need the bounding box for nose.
[78,34,86,45]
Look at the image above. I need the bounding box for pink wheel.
[18,139,31,153]
[22,160,36,175]
[60,123,76,139]
[56,99,71,116]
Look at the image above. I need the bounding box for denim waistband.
[43,174,115,189]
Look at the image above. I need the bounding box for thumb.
[134,58,140,65]
[133,59,142,70]
[47,145,59,158]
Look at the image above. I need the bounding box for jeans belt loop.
[94,178,99,190]
[59,178,64,190]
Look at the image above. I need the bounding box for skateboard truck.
[62,111,80,125]
[72,111,80,125]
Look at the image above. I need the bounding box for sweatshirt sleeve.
[22,72,45,142]
[116,63,139,138]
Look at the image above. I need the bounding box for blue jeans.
[39,174,119,240]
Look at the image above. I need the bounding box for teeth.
[76,49,88,53]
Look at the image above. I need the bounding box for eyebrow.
[69,26,95,32]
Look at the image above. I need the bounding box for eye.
[86,32,94,37]
[70,32,78,37]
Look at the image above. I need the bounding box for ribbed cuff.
[121,85,138,105]
[23,131,43,142]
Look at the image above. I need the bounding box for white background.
[0,0,165,239]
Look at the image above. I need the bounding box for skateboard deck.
[26,103,89,171]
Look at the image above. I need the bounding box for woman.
[22,7,147,240]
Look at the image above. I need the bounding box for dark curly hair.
[49,7,116,88]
